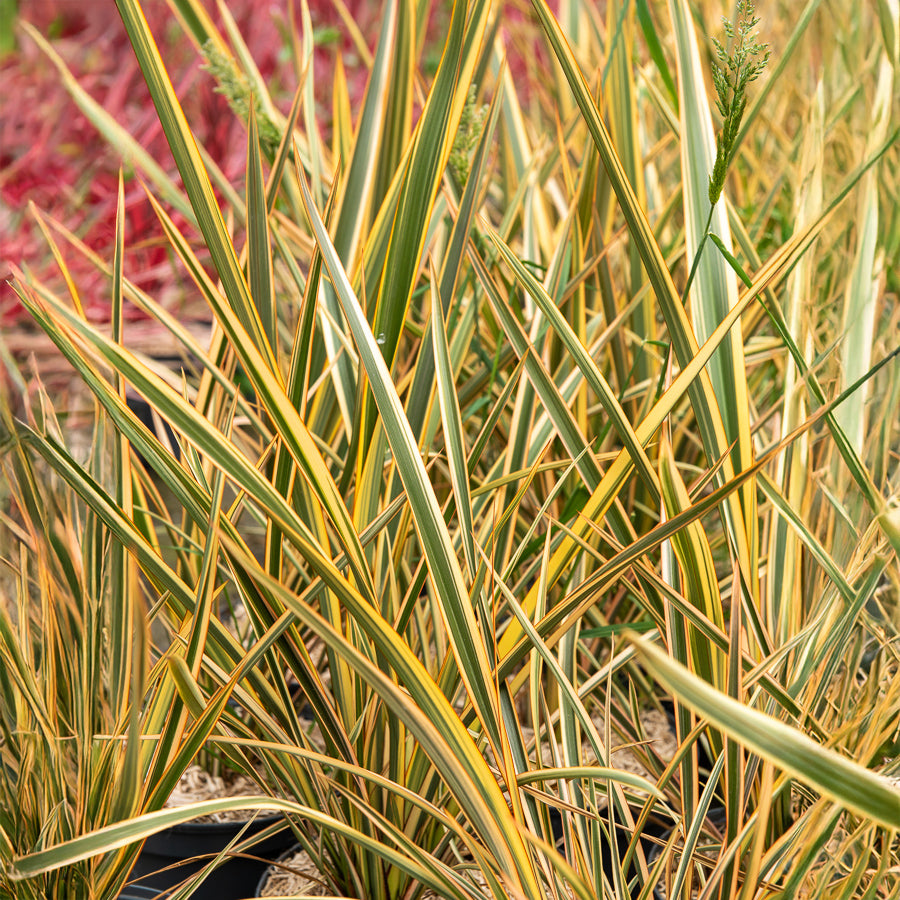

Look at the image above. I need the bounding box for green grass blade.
[141,175,376,599]
[605,0,655,387]
[659,435,726,690]
[332,0,398,266]
[766,82,823,641]
[18,278,377,611]
[836,55,894,453]
[632,637,900,830]
[226,540,543,899]
[636,0,677,106]
[489,229,660,501]
[246,108,277,354]
[298,169,508,761]
[469,245,602,492]
[403,77,504,446]
[529,0,757,593]
[431,278,477,582]
[734,0,825,154]
[668,0,757,578]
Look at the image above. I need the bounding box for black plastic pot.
[546,804,673,899]
[647,806,728,900]
[120,815,295,900]
[118,886,165,900]
[126,392,181,462]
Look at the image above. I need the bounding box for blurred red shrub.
[0,0,374,326]
[1,0,538,328]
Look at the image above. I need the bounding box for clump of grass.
[2,0,898,897]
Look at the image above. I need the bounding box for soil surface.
[165,764,279,824]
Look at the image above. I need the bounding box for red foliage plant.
[0,0,369,327]
[1,0,541,329]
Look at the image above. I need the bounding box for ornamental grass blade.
[15,277,378,619]
[332,55,352,164]
[223,539,544,900]
[6,798,324,879]
[297,169,510,768]
[468,245,602,493]
[527,0,706,388]
[431,277,477,581]
[165,0,226,54]
[114,0,277,372]
[361,0,489,393]
[107,173,139,713]
[668,0,760,639]
[331,0,398,267]
[767,83,823,641]
[348,5,497,528]
[636,0,677,106]
[529,0,755,590]
[140,183,377,599]
[659,434,726,691]
[734,0,825,154]
[488,229,660,501]
[484,541,664,814]
[24,211,264,430]
[494,396,853,692]
[18,427,201,636]
[404,77,503,447]
[294,0,325,208]
[605,0,654,387]
[13,792,485,900]
[107,175,147,824]
[311,0,400,439]
[487,234,771,661]
[632,637,900,830]
[836,54,894,454]
[1,306,198,615]
[246,108,277,354]
[736,128,900,552]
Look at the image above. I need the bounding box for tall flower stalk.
[682,0,769,301]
